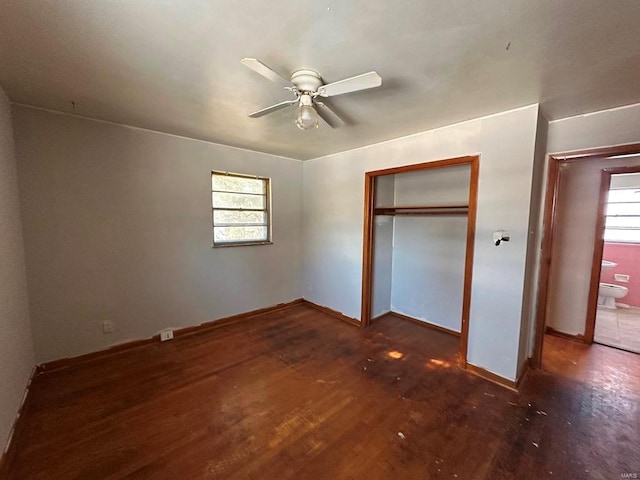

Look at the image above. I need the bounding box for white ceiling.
[1,1,640,160]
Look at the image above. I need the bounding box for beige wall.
[0,88,35,451]
[547,103,640,154]
[518,110,548,370]
[13,106,303,363]
[302,105,541,381]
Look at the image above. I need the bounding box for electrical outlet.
[160,329,174,342]
[102,321,115,334]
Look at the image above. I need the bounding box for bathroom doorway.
[533,144,640,368]
[587,169,640,354]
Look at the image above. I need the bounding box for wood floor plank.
[1,305,639,479]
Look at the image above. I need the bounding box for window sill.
[212,241,273,248]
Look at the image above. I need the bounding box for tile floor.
[594,305,640,353]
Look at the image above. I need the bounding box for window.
[604,188,640,243]
[211,171,271,247]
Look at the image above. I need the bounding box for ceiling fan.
[241,58,382,130]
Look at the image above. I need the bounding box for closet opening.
[361,155,480,367]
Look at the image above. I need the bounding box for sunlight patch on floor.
[387,350,404,359]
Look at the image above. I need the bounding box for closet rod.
[374,205,469,216]
[378,211,468,216]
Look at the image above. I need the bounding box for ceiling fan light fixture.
[294,95,318,130]
[242,58,382,130]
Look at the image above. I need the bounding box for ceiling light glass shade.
[294,104,318,130]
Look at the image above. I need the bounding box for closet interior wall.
[372,164,471,333]
[372,175,395,318]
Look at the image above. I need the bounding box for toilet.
[598,282,628,309]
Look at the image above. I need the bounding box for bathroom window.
[211,171,272,247]
[604,188,640,243]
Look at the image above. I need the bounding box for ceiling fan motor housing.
[290,69,323,93]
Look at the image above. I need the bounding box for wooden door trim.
[364,155,477,177]
[531,143,640,368]
[531,157,561,368]
[360,173,376,327]
[360,155,480,369]
[461,157,480,367]
[584,171,612,344]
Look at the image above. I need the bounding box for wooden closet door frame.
[360,155,480,367]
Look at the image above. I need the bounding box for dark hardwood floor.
[2,305,639,479]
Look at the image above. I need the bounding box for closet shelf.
[374,205,469,216]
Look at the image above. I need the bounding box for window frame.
[211,171,272,248]
[604,187,640,244]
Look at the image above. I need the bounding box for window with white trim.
[604,188,640,243]
[211,171,271,247]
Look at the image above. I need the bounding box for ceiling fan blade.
[248,99,298,118]
[317,71,382,97]
[241,58,291,86]
[315,102,345,128]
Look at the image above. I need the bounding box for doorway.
[533,144,640,367]
[360,155,479,367]
[587,169,640,354]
